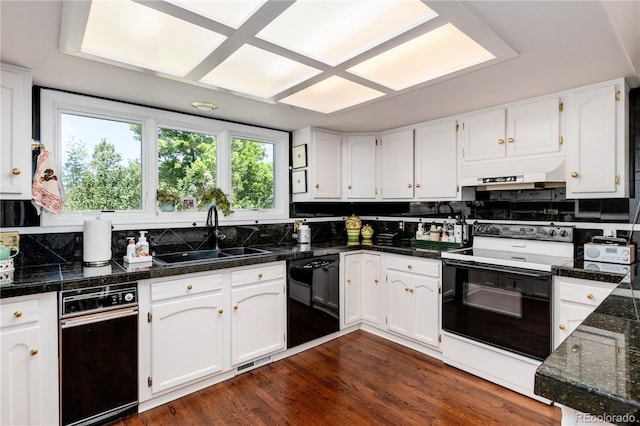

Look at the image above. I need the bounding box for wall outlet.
[398,221,404,231]
[0,231,20,248]
[602,227,617,238]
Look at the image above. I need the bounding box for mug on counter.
[0,245,19,260]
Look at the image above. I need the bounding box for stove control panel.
[473,223,573,242]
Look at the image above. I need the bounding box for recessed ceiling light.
[279,76,385,114]
[347,23,496,91]
[81,0,227,77]
[199,44,321,99]
[191,101,218,111]
[256,0,437,66]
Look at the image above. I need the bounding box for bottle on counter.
[126,237,136,259]
[136,231,150,257]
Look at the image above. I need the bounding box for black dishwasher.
[287,255,340,349]
[59,283,138,426]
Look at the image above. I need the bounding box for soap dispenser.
[126,237,136,259]
[136,231,150,257]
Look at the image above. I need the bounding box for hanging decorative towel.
[32,149,64,214]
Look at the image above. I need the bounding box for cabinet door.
[566,85,619,196]
[414,120,458,199]
[1,64,32,199]
[1,325,41,426]
[361,253,381,325]
[411,276,440,347]
[311,130,342,199]
[460,109,506,162]
[151,292,224,393]
[554,301,594,349]
[380,129,414,199]
[385,269,411,337]
[506,97,561,157]
[345,135,377,199]
[343,253,362,325]
[231,280,285,366]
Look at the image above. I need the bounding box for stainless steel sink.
[219,247,271,257]
[153,247,271,266]
[153,249,230,266]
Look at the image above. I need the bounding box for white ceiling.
[1,0,639,133]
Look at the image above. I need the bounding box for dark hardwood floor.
[115,331,561,425]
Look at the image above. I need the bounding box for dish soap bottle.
[136,231,150,257]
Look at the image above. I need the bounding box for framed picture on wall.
[180,197,197,211]
[292,144,307,169]
[292,170,307,193]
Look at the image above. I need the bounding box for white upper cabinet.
[1,64,32,200]
[292,128,342,201]
[565,80,628,198]
[459,109,506,162]
[380,129,414,199]
[460,97,561,164]
[414,120,459,200]
[344,135,377,200]
[506,98,561,158]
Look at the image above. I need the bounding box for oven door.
[442,259,551,360]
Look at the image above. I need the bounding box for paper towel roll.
[83,217,112,266]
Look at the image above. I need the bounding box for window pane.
[61,113,142,211]
[157,128,217,209]
[231,138,274,209]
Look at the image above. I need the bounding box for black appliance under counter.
[535,276,640,425]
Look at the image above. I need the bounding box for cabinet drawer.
[231,263,285,287]
[384,256,440,278]
[152,273,223,301]
[557,280,615,307]
[1,298,39,327]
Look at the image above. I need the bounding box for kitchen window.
[39,89,289,227]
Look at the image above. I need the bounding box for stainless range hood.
[459,156,566,190]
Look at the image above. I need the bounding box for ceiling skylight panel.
[199,45,321,98]
[165,0,266,29]
[81,0,227,77]
[279,76,385,114]
[347,24,496,91]
[256,0,438,66]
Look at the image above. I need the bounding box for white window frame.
[39,89,289,228]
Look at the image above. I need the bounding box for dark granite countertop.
[0,242,445,299]
[535,267,640,425]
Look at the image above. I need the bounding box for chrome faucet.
[206,205,225,250]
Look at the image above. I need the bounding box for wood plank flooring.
[115,331,561,425]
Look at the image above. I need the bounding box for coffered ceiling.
[1,1,638,133]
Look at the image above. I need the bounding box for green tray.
[410,238,464,251]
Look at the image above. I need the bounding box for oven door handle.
[61,307,138,329]
[442,259,551,280]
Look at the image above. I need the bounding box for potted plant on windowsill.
[156,188,180,212]
[198,187,233,216]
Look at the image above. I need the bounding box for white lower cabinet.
[0,292,59,426]
[342,251,441,350]
[361,253,382,325]
[384,255,441,348]
[231,263,286,366]
[342,252,363,325]
[149,274,224,393]
[342,252,382,327]
[140,261,286,403]
[553,276,617,349]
